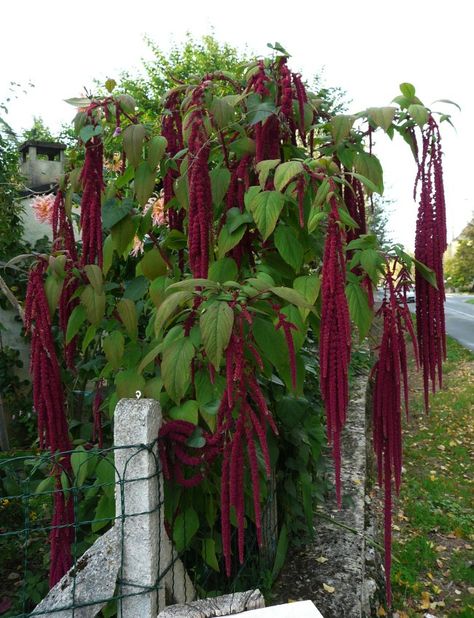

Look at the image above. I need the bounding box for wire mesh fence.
[0,399,278,617]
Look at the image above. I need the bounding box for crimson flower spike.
[319,192,351,508]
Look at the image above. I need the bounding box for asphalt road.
[444,294,474,352]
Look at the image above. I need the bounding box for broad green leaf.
[173,507,199,552]
[346,282,372,339]
[117,298,138,340]
[330,115,355,145]
[249,191,285,240]
[95,455,115,496]
[111,215,136,255]
[81,284,105,325]
[346,234,378,251]
[225,207,253,234]
[354,151,384,195]
[167,279,218,292]
[102,198,134,230]
[35,475,54,495]
[244,185,262,211]
[271,523,289,580]
[123,123,146,168]
[149,276,169,308]
[65,97,91,107]
[155,290,193,336]
[293,275,320,320]
[413,258,438,289]
[269,286,313,309]
[352,172,379,195]
[208,257,238,283]
[200,301,234,369]
[135,161,156,206]
[147,135,167,169]
[308,210,327,234]
[210,97,235,129]
[229,137,256,158]
[359,248,383,281]
[399,82,416,99]
[137,342,163,374]
[84,264,103,293]
[274,161,304,192]
[66,304,86,344]
[174,175,189,210]
[408,103,429,128]
[338,207,358,229]
[202,538,219,572]
[117,94,136,114]
[82,324,97,353]
[367,107,396,132]
[248,101,276,125]
[44,275,63,317]
[71,446,89,487]
[103,331,125,369]
[144,376,163,399]
[161,337,194,403]
[217,224,247,259]
[124,276,149,301]
[432,98,461,112]
[274,226,304,272]
[105,78,116,93]
[115,369,146,399]
[256,159,280,189]
[139,248,168,280]
[210,167,231,206]
[169,400,199,425]
[92,493,115,532]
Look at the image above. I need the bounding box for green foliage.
[444,217,474,291]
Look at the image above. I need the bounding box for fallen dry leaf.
[419,591,431,610]
[315,556,328,564]
[322,583,335,593]
[377,607,387,616]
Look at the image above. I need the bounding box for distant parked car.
[406,289,416,303]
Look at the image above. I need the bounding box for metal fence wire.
[0,435,278,617]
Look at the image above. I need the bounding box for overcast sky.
[1,0,472,249]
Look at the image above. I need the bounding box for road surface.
[444,294,474,352]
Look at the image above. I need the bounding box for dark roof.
[19,140,66,152]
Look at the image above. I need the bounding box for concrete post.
[114,398,162,617]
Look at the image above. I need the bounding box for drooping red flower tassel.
[414,115,447,410]
[52,190,79,369]
[371,266,418,606]
[24,260,73,586]
[319,197,351,508]
[162,92,185,237]
[185,87,213,278]
[80,136,104,267]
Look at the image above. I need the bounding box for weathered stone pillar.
[114,398,163,617]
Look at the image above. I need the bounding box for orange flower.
[130,235,144,257]
[31,194,55,224]
[144,194,166,226]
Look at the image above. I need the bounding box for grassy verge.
[465,299,474,305]
[391,337,474,617]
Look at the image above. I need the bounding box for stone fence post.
[114,398,164,616]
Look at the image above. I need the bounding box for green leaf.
[346,282,372,339]
[135,161,156,206]
[274,226,304,272]
[400,82,416,99]
[367,107,396,132]
[210,167,231,206]
[155,291,193,336]
[103,235,114,277]
[66,305,86,344]
[354,151,384,195]
[115,369,146,399]
[84,264,103,293]
[103,331,125,369]
[229,137,256,158]
[271,523,288,580]
[256,159,280,190]
[208,257,238,283]
[95,455,115,496]
[102,196,133,230]
[124,276,149,301]
[172,507,199,552]
[65,97,91,107]
[293,274,320,320]
[330,114,355,145]
[359,248,382,281]
[71,446,89,487]
[81,284,105,325]
[149,276,169,308]
[117,298,138,340]
[147,135,167,170]
[139,248,168,280]
[92,493,115,533]
[44,275,63,317]
[210,97,235,130]
[432,98,461,112]
[137,343,163,374]
[174,175,189,210]
[144,377,163,399]
[338,207,358,229]
[269,286,313,309]
[200,301,234,369]
[274,161,304,192]
[408,104,429,128]
[162,337,195,403]
[111,215,137,255]
[35,475,55,495]
[117,94,136,114]
[248,101,276,126]
[413,258,438,288]
[217,224,247,259]
[169,400,199,425]
[82,324,97,353]
[123,124,146,168]
[351,172,379,195]
[167,279,218,292]
[225,207,253,234]
[202,538,219,572]
[249,191,285,240]
[244,185,262,211]
[105,78,116,93]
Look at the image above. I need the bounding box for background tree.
[367,196,393,250]
[21,116,56,142]
[444,216,474,291]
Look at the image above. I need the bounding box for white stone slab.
[233,600,324,618]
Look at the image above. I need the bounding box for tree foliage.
[445,217,474,291]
